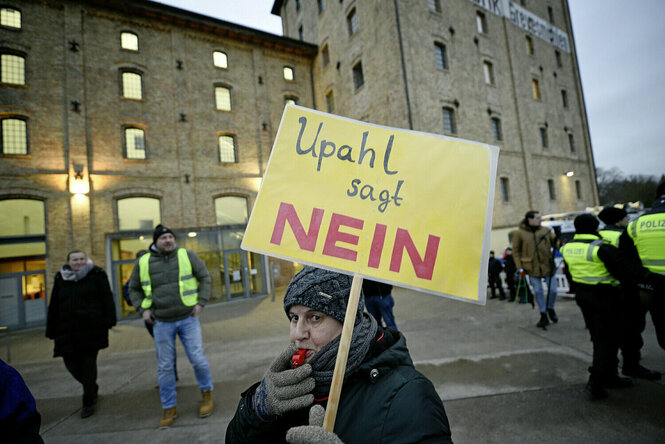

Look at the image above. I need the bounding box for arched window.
[117,197,160,231]
[0,7,21,29]
[215,85,231,111]
[1,117,28,155]
[213,51,228,68]
[121,71,142,99]
[0,198,45,260]
[123,127,146,159]
[215,196,248,225]
[1,52,25,85]
[218,135,237,163]
[121,32,139,51]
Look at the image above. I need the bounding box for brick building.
[0,0,597,329]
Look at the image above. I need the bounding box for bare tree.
[596,167,664,206]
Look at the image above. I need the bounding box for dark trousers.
[641,287,665,352]
[364,294,398,330]
[575,284,623,381]
[489,273,505,299]
[63,352,99,407]
[618,287,646,368]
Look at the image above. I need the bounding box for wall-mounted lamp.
[187,232,197,238]
[565,171,575,177]
[70,163,89,195]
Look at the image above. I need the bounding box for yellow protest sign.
[242,105,498,303]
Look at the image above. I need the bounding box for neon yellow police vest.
[560,234,618,286]
[627,212,665,275]
[599,229,621,248]
[139,248,198,309]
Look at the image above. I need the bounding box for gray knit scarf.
[60,259,94,281]
[309,312,377,397]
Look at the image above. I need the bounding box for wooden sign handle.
[322,274,364,432]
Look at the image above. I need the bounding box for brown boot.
[199,389,214,418]
[159,407,177,428]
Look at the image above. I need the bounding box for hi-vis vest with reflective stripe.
[599,228,621,248]
[560,234,618,286]
[139,248,199,309]
[627,211,665,275]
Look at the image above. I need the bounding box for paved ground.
[5,287,665,443]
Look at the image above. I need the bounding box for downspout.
[392,0,413,130]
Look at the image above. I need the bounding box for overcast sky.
[155,0,664,179]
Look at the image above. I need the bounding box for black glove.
[253,344,315,420]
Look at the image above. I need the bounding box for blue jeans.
[153,316,213,408]
[364,294,398,330]
[528,275,558,313]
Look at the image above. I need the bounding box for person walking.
[619,181,665,352]
[45,250,116,418]
[362,279,398,330]
[599,207,661,380]
[128,224,214,428]
[488,251,506,300]
[512,211,559,328]
[225,267,452,443]
[561,214,662,399]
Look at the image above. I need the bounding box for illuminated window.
[483,61,494,85]
[434,43,447,69]
[428,0,442,13]
[1,53,25,85]
[525,36,534,55]
[0,199,46,267]
[347,8,358,36]
[326,90,334,113]
[1,117,28,155]
[121,71,142,99]
[121,32,138,51]
[561,89,568,108]
[218,135,236,163]
[215,86,231,111]
[491,117,502,141]
[476,11,487,33]
[285,96,298,105]
[117,197,161,231]
[442,107,456,134]
[547,179,556,200]
[568,133,575,153]
[321,45,329,67]
[124,127,146,159]
[213,51,228,68]
[540,127,548,148]
[500,177,510,202]
[283,66,294,81]
[215,196,248,225]
[532,78,541,100]
[352,61,364,90]
[1,7,21,28]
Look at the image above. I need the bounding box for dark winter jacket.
[225,328,452,444]
[503,254,516,276]
[45,266,116,357]
[0,359,43,444]
[127,244,211,322]
[362,279,393,298]
[488,257,504,276]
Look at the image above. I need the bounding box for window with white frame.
[215,86,231,111]
[283,66,294,81]
[121,71,142,99]
[213,51,228,69]
[347,8,358,36]
[1,53,25,85]
[124,127,146,159]
[442,107,456,134]
[1,117,28,155]
[121,32,138,51]
[218,135,236,163]
[1,7,21,28]
[434,42,447,69]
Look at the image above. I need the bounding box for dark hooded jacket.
[225,327,452,444]
[45,266,116,357]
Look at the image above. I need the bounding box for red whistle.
[292,348,308,368]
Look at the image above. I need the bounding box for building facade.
[0,0,597,329]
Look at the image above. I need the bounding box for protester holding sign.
[225,267,452,443]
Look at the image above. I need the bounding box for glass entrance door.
[0,277,20,327]
[0,272,46,329]
[223,249,250,299]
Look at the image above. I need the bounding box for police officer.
[561,214,659,399]
[598,207,661,381]
[619,181,665,352]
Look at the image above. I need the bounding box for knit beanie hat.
[153,224,175,243]
[283,266,363,325]
[574,214,599,234]
[598,207,627,225]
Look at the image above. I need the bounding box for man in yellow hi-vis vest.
[129,224,213,428]
[598,207,661,381]
[619,181,665,352]
[561,214,661,400]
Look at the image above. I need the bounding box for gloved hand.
[253,343,315,420]
[286,404,343,444]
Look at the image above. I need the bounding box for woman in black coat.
[45,250,116,418]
